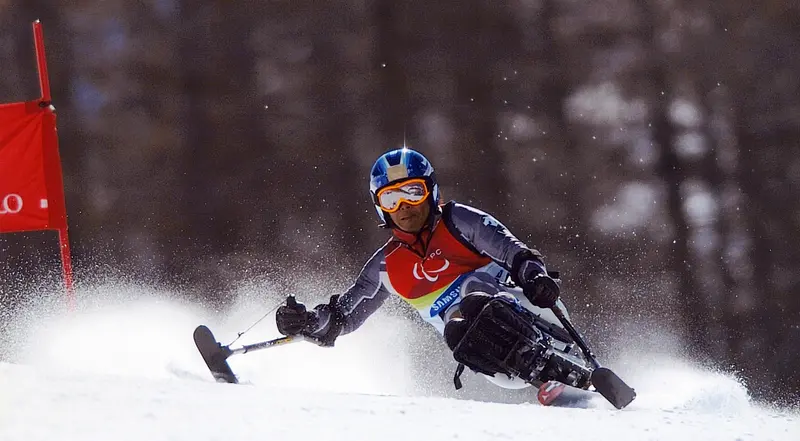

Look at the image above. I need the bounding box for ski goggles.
[375,178,430,213]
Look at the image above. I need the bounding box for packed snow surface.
[1,283,797,441]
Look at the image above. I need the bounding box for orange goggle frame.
[375,178,430,213]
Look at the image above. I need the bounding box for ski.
[537,381,596,408]
[548,305,636,409]
[193,325,238,384]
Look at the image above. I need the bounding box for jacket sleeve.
[309,244,391,340]
[446,202,545,276]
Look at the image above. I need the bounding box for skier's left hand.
[524,273,560,308]
[514,254,560,308]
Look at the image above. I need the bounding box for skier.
[275,147,563,389]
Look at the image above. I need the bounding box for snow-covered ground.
[1,283,797,441]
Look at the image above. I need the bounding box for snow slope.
[1,283,797,441]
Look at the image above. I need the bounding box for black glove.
[512,251,561,309]
[523,273,560,308]
[276,296,316,336]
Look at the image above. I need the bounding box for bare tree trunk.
[175,2,236,296]
[733,112,778,382]
[212,1,267,256]
[699,90,740,360]
[449,0,513,217]
[538,0,601,292]
[177,3,213,257]
[637,0,708,353]
[310,11,365,257]
[373,0,412,147]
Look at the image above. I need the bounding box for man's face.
[388,200,430,233]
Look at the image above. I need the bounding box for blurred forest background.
[0,1,798,404]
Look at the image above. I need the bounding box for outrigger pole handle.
[226,333,327,358]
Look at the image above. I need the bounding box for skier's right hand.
[276,296,315,336]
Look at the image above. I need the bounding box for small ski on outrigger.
[193,324,323,385]
[550,305,636,409]
[531,305,636,409]
[193,325,238,384]
[193,297,325,384]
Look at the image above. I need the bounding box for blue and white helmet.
[369,148,440,225]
